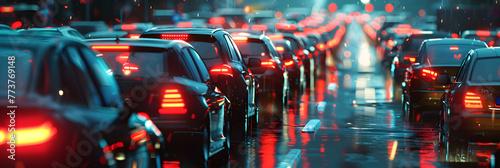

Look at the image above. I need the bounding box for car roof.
[0,33,85,60]
[85,38,190,50]
[144,27,224,35]
[423,38,487,46]
[409,31,451,38]
[474,47,500,59]
[20,27,78,32]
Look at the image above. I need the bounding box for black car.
[270,35,306,97]
[438,47,500,161]
[281,33,315,91]
[141,28,259,140]
[231,33,289,124]
[0,34,163,168]
[392,31,451,84]
[403,38,487,122]
[88,38,230,166]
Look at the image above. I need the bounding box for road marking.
[301,119,321,133]
[277,149,302,168]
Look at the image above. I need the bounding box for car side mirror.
[436,74,451,85]
[248,58,261,67]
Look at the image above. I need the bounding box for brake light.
[476,30,491,37]
[268,35,284,40]
[122,63,139,76]
[210,64,232,76]
[449,46,459,50]
[116,53,129,64]
[387,39,394,48]
[251,24,268,31]
[6,121,57,147]
[316,43,326,51]
[421,69,438,82]
[209,17,226,25]
[404,55,416,64]
[177,22,193,28]
[131,129,146,141]
[92,45,130,50]
[121,24,137,30]
[161,34,188,40]
[159,89,187,114]
[276,46,284,52]
[261,59,276,68]
[232,36,248,41]
[465,92,483,109]
[284,60,294,66]
[129,34,140,39]
[0,6,14,13]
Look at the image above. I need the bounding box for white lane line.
[301,119,321,133]
[277,149,302,168]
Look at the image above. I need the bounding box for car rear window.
[187,39,222,61]
[422,44,485,65]
[404,38,425,51]
[0,47,33,99]
[100,51,167,78]
[234,41,270,58]
[470,58,500,83]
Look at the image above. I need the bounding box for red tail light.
[0,6,14,13]
[251,24,268,31]
[421,69,438,82]
[232,36,248,41]
[476,30,491,37]
[209,17,226,25]
[159,89,187,114]
[268,35,284,40]
[210,64,232,76]
[261,59,276,68]
[276,46,284,52]
[121,24,137,30]
[316,43,326,51]
[177,22,193,28]
[131,129,146,141]
[92,45,130,50]
[116,53,129,64]
[122,63,139,76]
[161,34,188,40]
[449,46,459,50]
[129,34,140,39]
[465,92,483,109]
[284,60,294,66]
[0,121,57,147]
[404,55,416,64]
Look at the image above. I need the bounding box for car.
[461,30,498,47]
[18,27,85,40]
[280,33,315,91]
[403,38,488,122]
[306,34,328,74]
[140,28,259,140]
[437,47,500,162]
[269,34,306,97]
[391,31,451,101]
[231,33,289,124]
[87,38,230,166]
[0,34,163,168]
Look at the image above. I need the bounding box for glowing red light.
[177,22,193,28]
[385,4,394,13]
[328,3,337,12]
[209,17,226,25]
[476,30,491,37]
[11,21,22,29]
[121,24,137,30]
[365,3,374,13]
[251,24,268,31]
[0,6,14,13]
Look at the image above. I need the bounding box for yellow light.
[15,122,57,146]
[389,140,398,160]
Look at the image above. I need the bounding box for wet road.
[223,22,498,168]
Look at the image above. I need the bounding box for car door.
[181,48,224,140]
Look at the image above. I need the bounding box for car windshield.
[422,44,485,65]
[234,41,270,58]
[100,51,167,78]
[470,58,500,83]
[0,47,33,99]
[187,36,222,61]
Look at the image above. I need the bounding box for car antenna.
[115,36,120,44]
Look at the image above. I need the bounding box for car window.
[455,52,472,82]
[228,35,243,62]
[80,48,122,107]
[181,48,202,82]
[420,44,485,65]
[60,46,101,106]
[224,35,238,62]
[469,57,500,83]
[0,47,33,99]
[188,48,211,83]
